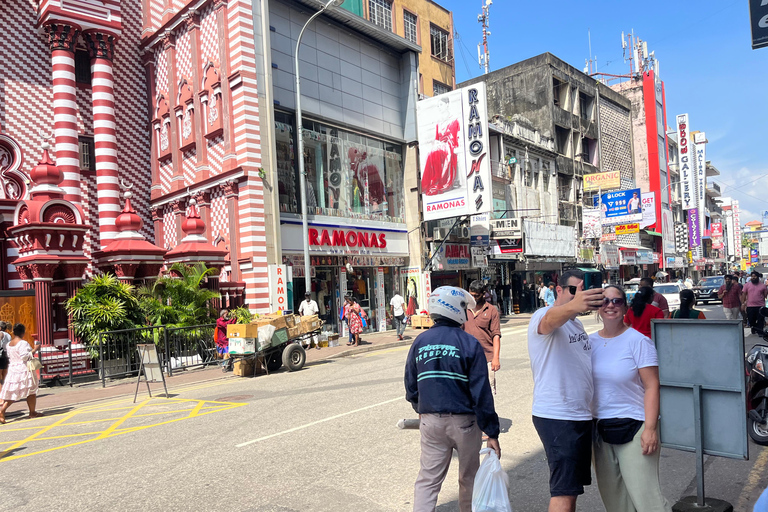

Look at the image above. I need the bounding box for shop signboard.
[620,250,637,265]
[432,243,471,270]
[471,246,487,268]
[583,170,620,192]
[524,220,575,258]
[403,267,430,313]
[470,213,490,247]
[615,223,640,236]
[601,243,620,269]
[489,218,522,239]
[596,188,643,224]
[600,233,617,242]
[666,257,676,268]
[582,208,602,239]
[750,0,768,49]
[734,201,742,259]
[490,238,523,259]
[281,220,408,256]
[640,192,656,229]
[677,114,696,211]
[268,264,289,312]
[376,267,386,332]
[688,208,701,248]
[636,250,654,265]
[662,209,676,253]
[751,249,759,263]
[417,83,492,221]
[711,222,723,237]
[423,272,432,308]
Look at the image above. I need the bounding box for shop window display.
[274,112,405,223]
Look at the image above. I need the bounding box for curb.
[323,338,414,360]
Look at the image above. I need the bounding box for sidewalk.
[4,311,536,418]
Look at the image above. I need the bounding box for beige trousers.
[487,362,496,395]
[593,423,672,512]
[413,413,482,512]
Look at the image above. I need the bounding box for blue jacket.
[404,323,500,438]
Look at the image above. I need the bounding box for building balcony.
[491,160,509,179]
[555,155,574,176]
[706,181,721,198]
[706,162,720,177]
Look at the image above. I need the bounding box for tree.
[137,262,221,328]
[66,274,144,348]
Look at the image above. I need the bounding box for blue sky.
[449,0,767,222]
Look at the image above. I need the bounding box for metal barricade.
[164,324,217,377]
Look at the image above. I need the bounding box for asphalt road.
[1,304,767,511]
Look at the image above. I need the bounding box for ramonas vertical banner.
[418,83,492,221]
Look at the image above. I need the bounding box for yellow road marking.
[0,396,246,463]
[737,446,768,510]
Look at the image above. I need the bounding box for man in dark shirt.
[405,286,500,512]
[462,280,502,394]
[718,274,743,320]
[640,277,669,318]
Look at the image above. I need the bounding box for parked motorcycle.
[746,307,768,444]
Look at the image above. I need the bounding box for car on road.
[654,282,683,311]
[694,275,724,304]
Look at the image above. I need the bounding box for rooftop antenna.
[477,0,491,74]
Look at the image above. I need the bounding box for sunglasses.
[567,285,577,295]
[602,297,626,307]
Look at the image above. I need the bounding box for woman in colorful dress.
[0,324,40,424]
[346,297,364,347]
[215,309,236,358]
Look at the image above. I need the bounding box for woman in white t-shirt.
[590,285,671,512]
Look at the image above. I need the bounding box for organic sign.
[583,170,620,192]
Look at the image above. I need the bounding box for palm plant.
[66,274,144,349]
[137,262,221,328]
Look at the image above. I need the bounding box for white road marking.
[235,397,403,447]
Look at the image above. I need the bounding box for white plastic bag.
[472,448,512,512]
[257,324,276,351]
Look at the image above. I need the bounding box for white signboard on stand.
[340,268,348,338]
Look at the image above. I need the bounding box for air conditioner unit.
[458,226,470,238]
[433,227,447,240]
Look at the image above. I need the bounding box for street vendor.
[299,293,320,350]
[215,309,236,357]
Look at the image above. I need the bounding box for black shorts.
[0,354,7,371]
[533,416,593,497]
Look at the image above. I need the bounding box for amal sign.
[418,83,492,221]
[431,243,471,270]
[583,170,620,192]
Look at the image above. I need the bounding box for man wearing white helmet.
[405,286,500,512]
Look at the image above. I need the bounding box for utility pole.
[477,0,491,74]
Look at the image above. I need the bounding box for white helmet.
[428,286,476,325]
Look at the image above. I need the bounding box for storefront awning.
[644,230,662,237]
[617,244,649,251]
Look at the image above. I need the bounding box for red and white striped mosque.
[0,0,269,377]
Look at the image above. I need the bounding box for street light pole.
[295,0,343,293]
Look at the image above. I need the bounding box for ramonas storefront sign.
[417,83,492,221]
[308,228,387,249]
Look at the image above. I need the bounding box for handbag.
[27,357,42,372]
[596,418,643,445]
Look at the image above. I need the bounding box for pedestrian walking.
[590,285,672,512]
[298,292,320,349]
[742,271,768,334]
[490,285,498,306]
[390,289,407,340]
[684,277,693,290]
[345,296,365,347]
[0,322,10,388]
[538,282,548,308]
[214,309,236,358]
[0,324,41,423]
[624,287,664,338]
[502,282,511,315]
[640,277,669,318]
[527,269,604,512]
[670,289,706,319]
[405,286,500,512]
[718,274,743,320]
[545,282,556,307]
[462,280,502,396]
